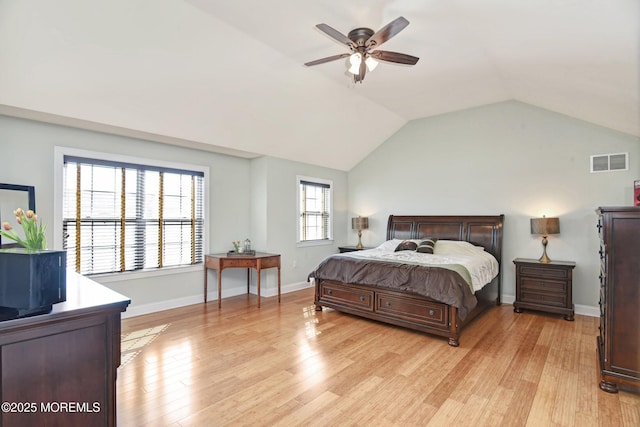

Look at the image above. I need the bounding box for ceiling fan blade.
[316,23,356,49]
[370,50,419,65]
[304,53,350,67]
[366,16,409,48]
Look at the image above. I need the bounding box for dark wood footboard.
[313,214,504,346]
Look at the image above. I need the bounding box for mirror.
[0,184,36,247]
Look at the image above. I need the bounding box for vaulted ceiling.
[0,0,637,171]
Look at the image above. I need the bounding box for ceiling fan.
[304,16,419,83]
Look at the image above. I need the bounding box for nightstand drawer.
[519,265,568,280]
[520,290,567,307]
[520,277,567,294]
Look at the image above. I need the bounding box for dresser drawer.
[375,292,448,328]
[319,281,374,311]
[519,265,568,280]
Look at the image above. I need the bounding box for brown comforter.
[309,255,478,320]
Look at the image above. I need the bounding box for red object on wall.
[635,180,640,206]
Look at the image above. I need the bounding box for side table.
[204,252,281,308]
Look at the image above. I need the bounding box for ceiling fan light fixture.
[348,53,362,74]
[365,56,378,72]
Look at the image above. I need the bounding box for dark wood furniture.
[338,246,372,253]
[314,214,504,346]
[204,252,281,308]
[0,272,130,427]
[513,258,576,321]
[596,206,640,394]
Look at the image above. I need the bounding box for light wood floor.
[117,288,639,426]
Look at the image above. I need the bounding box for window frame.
[296,175,333,247]
[54,146,209,281]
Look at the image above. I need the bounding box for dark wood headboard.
[386,214,504,263]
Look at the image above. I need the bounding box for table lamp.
[351,216,369,249]
[530,215,560,263]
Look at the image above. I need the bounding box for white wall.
[347,101,639,312]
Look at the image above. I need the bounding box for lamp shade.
[351,217,368,231]
[530,216,560,236]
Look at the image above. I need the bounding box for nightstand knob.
[385,301,391,306]
[327,289,333,295]
[428,309,435,316]
[360,295,366,302]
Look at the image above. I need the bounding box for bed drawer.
[375,292,449,328]
[319,281,374,311]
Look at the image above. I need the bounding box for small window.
[297,176,332,245]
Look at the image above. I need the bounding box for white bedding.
[339,239,499,292]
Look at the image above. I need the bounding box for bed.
[311,214,504,346]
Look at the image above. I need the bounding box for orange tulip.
[2,222,11,231]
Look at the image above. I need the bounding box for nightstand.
[338,246,372,253]
[513,258,576,321]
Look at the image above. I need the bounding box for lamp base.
[539,236,551,263]
[356,230,363,249]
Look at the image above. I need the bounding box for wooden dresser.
[596,206,640,393]
[0,272,130,426]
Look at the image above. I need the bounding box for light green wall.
[347,101,639,310]
[0,114,348,313]
[3,101,637,315]
[250,156,348,292]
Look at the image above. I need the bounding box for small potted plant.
[0,208,47,250]
[0,208,66,318]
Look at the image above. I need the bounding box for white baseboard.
[122,281,314,319]
[124,287,598,320]
[501,294,598,318]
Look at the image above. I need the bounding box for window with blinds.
[298,177,332,242]
[62,156,205,275]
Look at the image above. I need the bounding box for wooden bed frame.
[314,214,504,346]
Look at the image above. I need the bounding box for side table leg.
[257,268,261,308]
[204,267,208,303]
[278,266,281,303]
[218,269,222,309]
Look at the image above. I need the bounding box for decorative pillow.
[416,238,438,254]
[394,240,418,252]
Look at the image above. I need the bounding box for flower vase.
[0,248,67,320]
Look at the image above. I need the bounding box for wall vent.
[590,152,628,173]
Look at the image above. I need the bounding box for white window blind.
[62,156,204,275]
[299,179,332,242]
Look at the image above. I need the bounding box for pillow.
[375,239,405,252]
[434,240,485,256]
[394,240,418,252]
[416,238,438,254]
